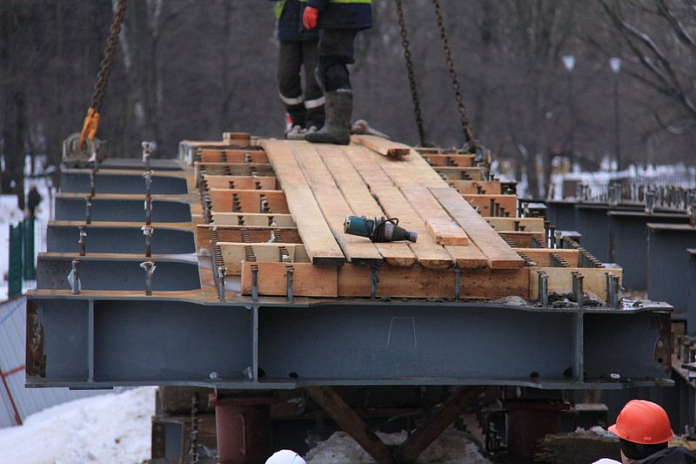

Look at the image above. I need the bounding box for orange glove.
[303,6,319,29]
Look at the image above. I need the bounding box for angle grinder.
[344,216,418,243]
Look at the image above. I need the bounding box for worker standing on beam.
[272,0,326,139]
[593,400,696,464]
[302,0,372,145]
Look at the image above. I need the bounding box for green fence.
[8,215,36,298]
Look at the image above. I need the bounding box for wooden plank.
[199,149,268,164]
[259,140,345,265]
[430,187,524,269]
[212,212,295,227]
[289,142,383,265]
[498,231,546,248]
[434,167,485,181]
[208,189,288,214]
[529,267,622,301]
[203,175,277,190]
[219,242,306,275]
[196,225,302,252]
[240,261,338,297]
[463,194,517,218]
[196,162,275,177]
[515,248,580,267]
[486,217,545,232]
[423,154,475,167]
[344,142,487,268]
[315,144,417,267]
[337,265,529,299]
[352,136,447,188]
[400,186,469,246]
[352,135,410,157]
[448,180,502,195]
[342,145,454,269]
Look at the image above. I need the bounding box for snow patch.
[0,387,156,464]
[305,429,492,464]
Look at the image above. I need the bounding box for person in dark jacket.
[302,0,372,145]
[593,400,696,464]
[272,0,325,138]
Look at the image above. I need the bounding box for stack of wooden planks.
[190,134,621,300]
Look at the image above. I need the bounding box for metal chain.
[430,0,477,150]
[91,0,128,113]
[394,0,428,147]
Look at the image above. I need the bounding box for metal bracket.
[370,267,379,299]
[142,225,154,257]
[140,260,156,296]
[78,226,87,256]
[251,265,259,302]
[142,141,155,171]
[286,266,294,304]
[218,265,227,302]
[454,268,461,301]
[144,197,153,225]
[572,272,584,308]
[85,197,93,225]
[67,259,82,294]
[537,270,549,307]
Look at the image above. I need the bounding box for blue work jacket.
[273,0,319,41]
[305,0,373,30]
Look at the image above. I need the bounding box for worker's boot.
[306,90,352,145]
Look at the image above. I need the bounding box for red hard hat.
[608,400,674,445]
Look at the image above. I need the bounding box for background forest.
[2,0,696,202]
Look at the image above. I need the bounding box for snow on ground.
[0,387,156,464]
[305,429,491,464]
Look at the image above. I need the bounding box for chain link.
[91,0,128,113]
[430,0,477,150]
[394,0,428,147]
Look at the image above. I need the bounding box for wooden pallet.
[192,136,619,300]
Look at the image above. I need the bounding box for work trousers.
[317,29,358,92]
[277,39,325,129]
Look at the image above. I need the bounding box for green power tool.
[343,216,418,243]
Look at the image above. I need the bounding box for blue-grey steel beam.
[55,196,192,223]
[37,256,201,291]
[61,171,188,195]
[545,200,578,232]
[47,224,195,255]
[574,204,643,263]
[607,212,689,290]
[25,296,672,390]
[689,249,696,336]
[647,224,696,317]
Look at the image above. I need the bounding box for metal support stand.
[210,395,274,464]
